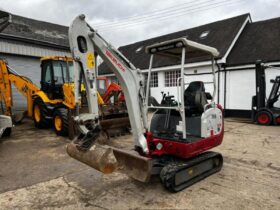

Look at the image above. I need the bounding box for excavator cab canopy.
[145,38,219,59]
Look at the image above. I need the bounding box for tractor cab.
[40,57,74,100]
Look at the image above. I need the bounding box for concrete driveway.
[0,119,279,209]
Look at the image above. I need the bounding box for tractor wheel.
[33,98,51,128]
[256,111,273,125]
[53,108,69,136]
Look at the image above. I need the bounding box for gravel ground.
[0,118,279,209]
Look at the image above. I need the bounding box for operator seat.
[184,81,208,116]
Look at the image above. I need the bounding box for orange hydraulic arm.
[102,82,124,104]
[97,77,125,104]
[0,60,40,117]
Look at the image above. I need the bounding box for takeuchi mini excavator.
[67,15,224,192]
[0,57,129,137]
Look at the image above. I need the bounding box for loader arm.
[0,60,12,116]
[0,60,40,117]
[69,15,149,153]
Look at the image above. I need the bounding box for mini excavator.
[67,15,224,192]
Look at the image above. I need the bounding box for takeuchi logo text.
[105,50,125,72]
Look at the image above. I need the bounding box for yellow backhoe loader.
[0,57,129,136]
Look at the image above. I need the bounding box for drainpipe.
[223,64,227,116]
[215,60,221,104]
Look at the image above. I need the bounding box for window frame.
[164,70,181,87]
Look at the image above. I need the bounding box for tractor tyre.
[33,98,51,128]
[53,108,69,136]
[256,111,273,125]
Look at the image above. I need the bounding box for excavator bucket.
[66,143,118,174]
[66,143,153,182]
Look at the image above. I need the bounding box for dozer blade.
[112,148,152,183]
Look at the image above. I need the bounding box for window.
[53,61,74,84]
[165,70,180,87]
[145,72,158,88]
[150,72,158,87]
[43,64,52,84]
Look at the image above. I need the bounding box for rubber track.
[160,151,223,192]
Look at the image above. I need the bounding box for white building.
[99,14,280,118]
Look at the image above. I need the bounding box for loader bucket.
[112,148,152,183]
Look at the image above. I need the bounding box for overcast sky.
[0,0,279,46]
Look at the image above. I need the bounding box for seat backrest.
[184,81,208,114]
[185,81,205,93]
